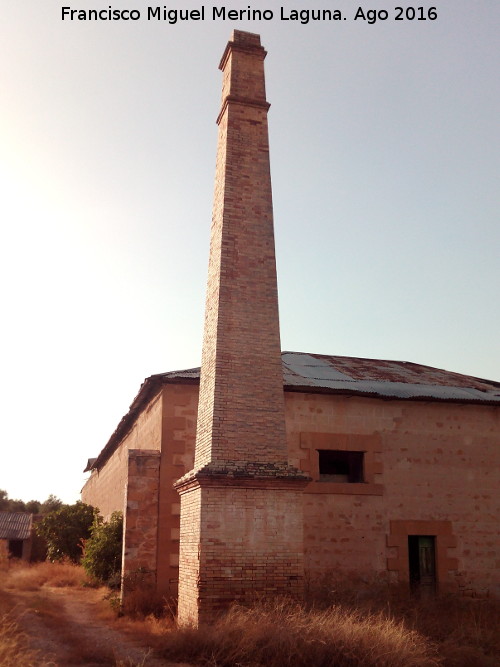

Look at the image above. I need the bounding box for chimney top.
[231,30,261,47]
[219,30,266,72]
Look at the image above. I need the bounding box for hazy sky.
[1,1,499,504]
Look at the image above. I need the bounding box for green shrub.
[81,511,123,586]
[35,502,95,563]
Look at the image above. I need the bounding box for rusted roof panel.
[163,351,500,403]
[87,351,500,471]
[0,512,33,540]
[280,352,500,403]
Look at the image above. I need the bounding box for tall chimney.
[175,31,309,627]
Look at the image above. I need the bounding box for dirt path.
[9,586,188,666]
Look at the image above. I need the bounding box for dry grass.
[2,563,498,666]
[0,610,47,667]
[117,573,500,667]
[0,588,49,667]
[0,561,123,665]
[3,559,93,591]
[151,598,440,666]
[304,572,500,667]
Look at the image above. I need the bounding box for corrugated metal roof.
[280,352,500,403]
[0,512,33,540]
[88,351,500,471]
[162,351,500,404]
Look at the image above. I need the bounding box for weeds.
[4,559,93,591]
[0,609,49,667]
[154,598,440,666]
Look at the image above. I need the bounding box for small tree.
[41,494,63,514]
[82,511,123,586]
[36,502,95,562]
[25,500,41,514]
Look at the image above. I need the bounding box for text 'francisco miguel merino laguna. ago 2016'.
[62,6,368,24]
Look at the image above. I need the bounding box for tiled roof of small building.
[86,351,500,472]
[0,512,33,540]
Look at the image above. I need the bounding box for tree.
[0,490,62,515]
[25,500,41,514]
[41,494,63,514]
[81,511,123,586]
[0,489,9,511]
[36,502,96,562]
[7,499,27,512]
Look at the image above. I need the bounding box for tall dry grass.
[118,574,500,667]
[304,571,500,667]
[153,599,440,667]
[3,559,93,591]
[0,610,47,667]
[0,587,48,667]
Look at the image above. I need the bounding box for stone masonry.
[175,31,309,626]
[121,449,160,595]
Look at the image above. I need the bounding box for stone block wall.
[156,384,197,595]
[122,449,160,586]
[285,391,500,596]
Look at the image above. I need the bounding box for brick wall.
[81,380,500,600]
[193,30,288,471]
[285,392,500,597]
[177,481,306,626]
[81,392,162,519]
[176,31,308,625]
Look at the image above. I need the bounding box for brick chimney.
[175,31,309,627]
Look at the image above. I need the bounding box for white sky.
[1,1,499,505]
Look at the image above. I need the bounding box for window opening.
[318,450,364,483]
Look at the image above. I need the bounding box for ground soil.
[7,585,189,666]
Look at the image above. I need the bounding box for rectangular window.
[318,450,364,483]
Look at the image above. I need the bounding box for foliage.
[0,489,63,515]
[81,511,123,586]
[35,502,95,563]
[40,494,63,514]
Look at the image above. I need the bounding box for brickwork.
[121,449,160,588]
[83,382,500,602]
[176,31,308,625]
[285,392,500,597]
[193,30,289,472]
[82,392,162,519]
[0,540,8,563]
[177,480,306,627]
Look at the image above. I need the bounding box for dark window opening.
[8,540,23,559]
[408,535,436,596]
[318,450,364,483]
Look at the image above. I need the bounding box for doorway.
[8,539,23,559]
[408,535,436,595]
